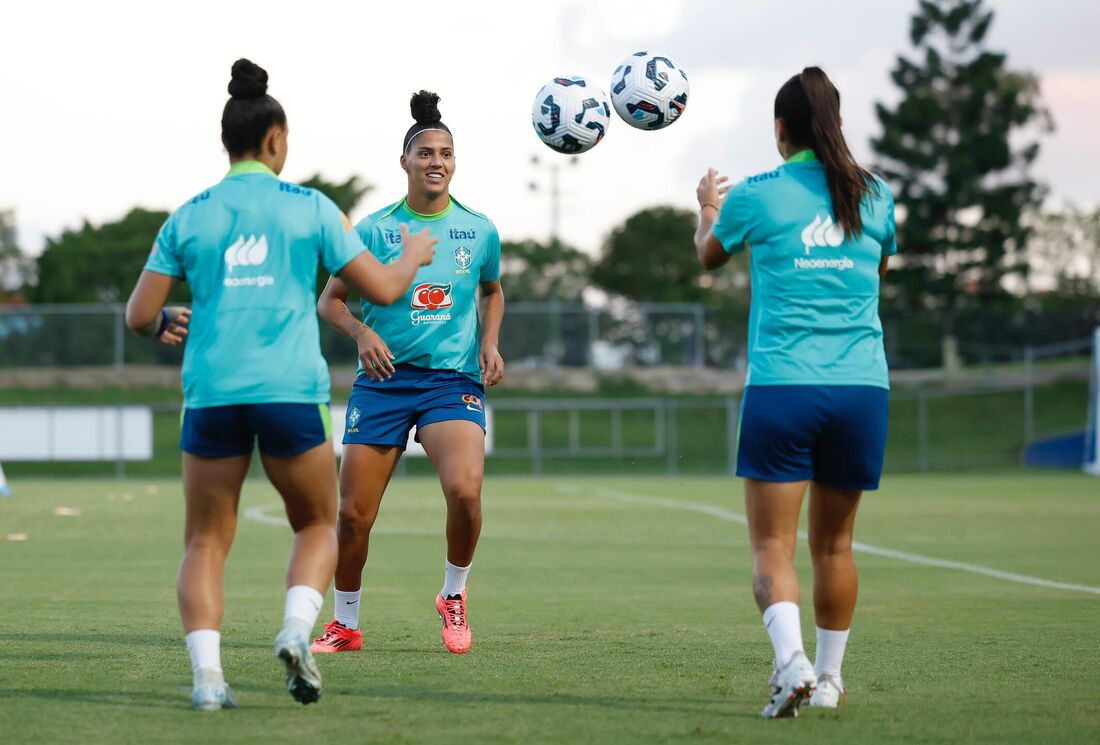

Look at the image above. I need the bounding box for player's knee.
[443,478,482,512]
[338,500,379,535]
[809,533,853,561]
[184,530,234,555]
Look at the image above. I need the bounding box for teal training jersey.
[714,150,897,389]
[355,197,500,381]
[144,161,368,408]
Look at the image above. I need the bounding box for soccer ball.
[610,51,689,130]
[531,76,611,154]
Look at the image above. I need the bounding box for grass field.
[2,472,1099,744]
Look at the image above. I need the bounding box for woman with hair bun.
[125,59,436,711]
[693,67,897,718]
[312,90,504,657]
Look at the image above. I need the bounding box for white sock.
[441,560,471,598]
[334,588,362,630]
[762,601,804,668]
[283,585,324,640]
[185,629,222,682]
[814,626,850,678]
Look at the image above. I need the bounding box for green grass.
[2,472,1098,744]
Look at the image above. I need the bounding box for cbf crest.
[454,246,472,275]
[347,405,363,433]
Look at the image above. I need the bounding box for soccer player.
[124,59,436,711]
[692,67,895,718]
[310,90,504,656]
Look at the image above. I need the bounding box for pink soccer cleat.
[310,619,362,654]
[434,589,472,654]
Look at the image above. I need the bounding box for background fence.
[1,379,1090,479]
[4,303,1095,371]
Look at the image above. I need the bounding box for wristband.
[700,203,719,212]
[155,309,170,337]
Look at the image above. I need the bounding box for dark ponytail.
[774,67,872,237]
[221,59,287,158]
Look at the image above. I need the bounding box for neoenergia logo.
[800,215,843,254]
[224,235,269,272]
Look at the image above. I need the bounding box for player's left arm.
[479,280,505,387]
[694,168,733,270]
[125,271,190,345]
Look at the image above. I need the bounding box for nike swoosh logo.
[345,600,359,605]
[466,405,481,412]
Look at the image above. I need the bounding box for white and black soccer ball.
[610,51,689,131]
[531,76,611,154]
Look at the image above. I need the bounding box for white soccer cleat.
[809,673,846,708]
[191,668,236,712]
[274,628,322,705]
[761,651,816,718]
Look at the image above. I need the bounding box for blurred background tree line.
[3,0,1099,370]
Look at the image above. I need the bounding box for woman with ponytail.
[125,59,436,711]
[312,90,504,657]
[692,67,896,718]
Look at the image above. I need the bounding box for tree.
[299,174,372,216]
[30,208,171,304]
[590,206,751,367]
[0,209,32,300]
[592,206,713,304]
[500,239,592,303]
[872,0,1052,363]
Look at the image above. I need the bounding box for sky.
[1,0,1098,257]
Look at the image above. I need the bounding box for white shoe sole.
[762,680,815,718]
[275,631,322,705]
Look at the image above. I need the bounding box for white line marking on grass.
[585,485,1100,597]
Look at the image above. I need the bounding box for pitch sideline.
[582,485,1100,597]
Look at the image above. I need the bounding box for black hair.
[774,67,873,237]
[402,90,452,152]
[221,59,287,158]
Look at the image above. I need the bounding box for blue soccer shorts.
[180,403,332,458]
[736,385,888,491]
[343,365,486,449]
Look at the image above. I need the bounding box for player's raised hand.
[479,343,504,387]
[156,306,191,346]
[696,168,730,212]
[356,325,396,381]
[400,224,437,266]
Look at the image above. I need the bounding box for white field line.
[588,486,1100,597]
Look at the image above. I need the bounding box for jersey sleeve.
[143,213,184,278]
[480,221,501,282]
[317,196,369,275]
[354,216,377,256]
[881,184,898,257]
[713,182,755,255]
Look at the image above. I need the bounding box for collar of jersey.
[785,149,819,164]
[401,197,453,222]
[225,160,278,179]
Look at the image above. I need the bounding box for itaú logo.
[800,215,843,254]
[224,234,269,272]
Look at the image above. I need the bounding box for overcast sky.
[2,0,1097,257]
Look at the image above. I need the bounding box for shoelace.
[319,621,347,642]
[443,598,467,629]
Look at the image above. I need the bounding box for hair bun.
[410,90,441,124]
[228,59,268,99]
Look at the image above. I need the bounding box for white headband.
[404,127,452,152]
